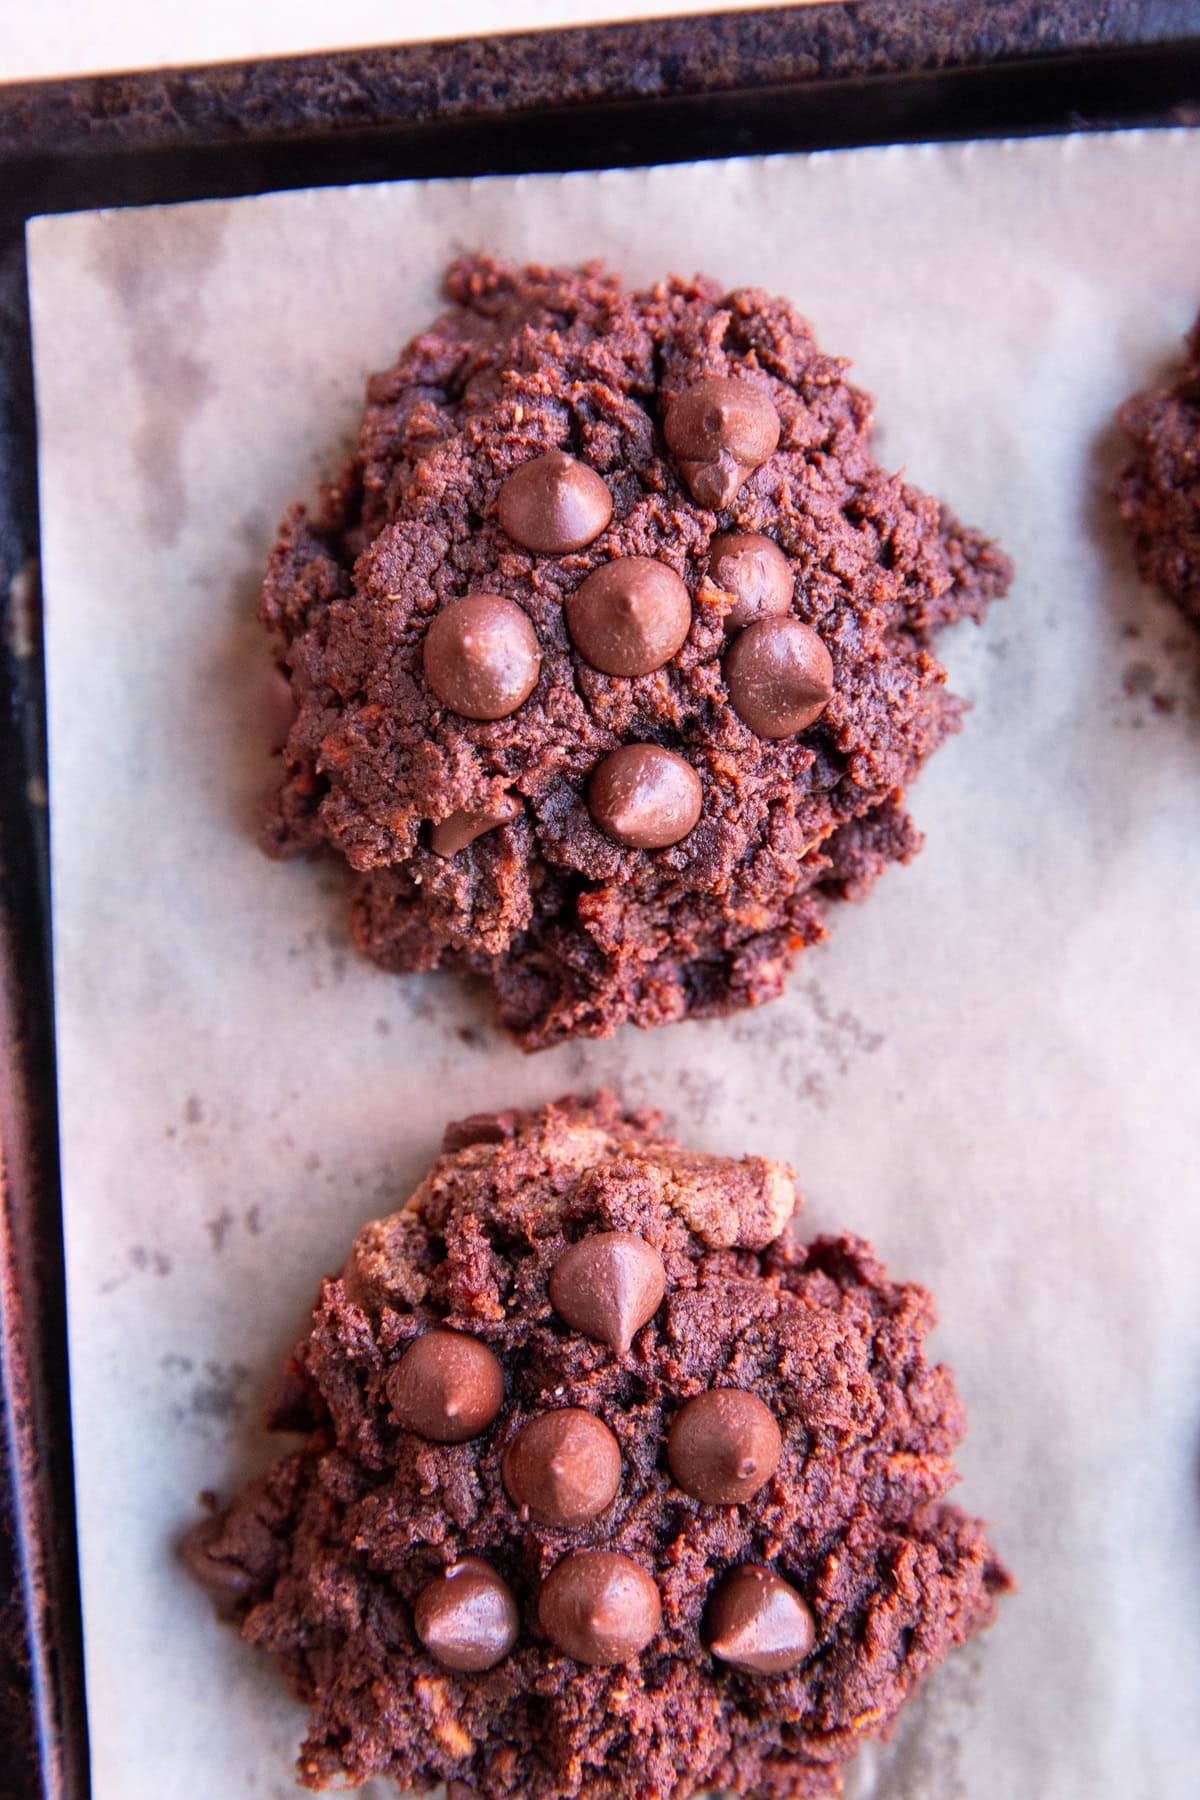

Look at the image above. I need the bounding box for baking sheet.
[1,1,804,83]
[27,134,1200,1799]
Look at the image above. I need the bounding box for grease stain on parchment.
[90,208,227,548]
[129,1244,172,1277]
[163,1355,252,1438]
[204,1192,269,1255]
[100,1241,173,1293]
[722,977,886,1117]
[284,921,354,991]
[1117,631,1200,728]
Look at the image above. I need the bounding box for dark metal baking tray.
[2,4,1199,1795]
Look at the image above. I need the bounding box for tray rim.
[5,0,1200,174]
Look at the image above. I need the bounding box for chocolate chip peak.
[423,594,541,720]
[588,744,703,850]
[668,1389,782,1505]
[503,1409,622,1528]
[706,1565,815,1675]
[567,557,692,677]
[664,377,781,508]
[724,616,834,738]
[430,794,521,858]
[497,450,613,554]
[385,1330,504,1443]
[709,533,794,632]
[538,1551,662,1665]
[414,1557,520,1672]
[549,1231,666,1354]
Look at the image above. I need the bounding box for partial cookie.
[185,1093,1011,1799]
[260,257,1011,1049]
[1114,314,1200,630]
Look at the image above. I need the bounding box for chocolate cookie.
[185,1094,1010,1798]
[1113,313,1200,630]
[259,257,1011,1049]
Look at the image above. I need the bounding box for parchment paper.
[28,134,1200,1800]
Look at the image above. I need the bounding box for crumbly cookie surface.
[1114,314,1200,630]
[260,258,1010,1049]
[186,1095,1010,1799]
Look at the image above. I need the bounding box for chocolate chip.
[668,1389,782,1504]
[664,377,781,508]
[587,745,702,850]
[549,1231,666,1354]
[423,594,541,720]
[705,1565,815,1674]
[538,1552,661,1664]
[385,1330,504,1443]
[566,557,692,676]
[497,450,613,553]
[430,794,521,858]
[502,1409,622,1528]
[414,1557,519,1672]
[723,616,834,738]
[441,1109,519,1153]
[708,533,794,632]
